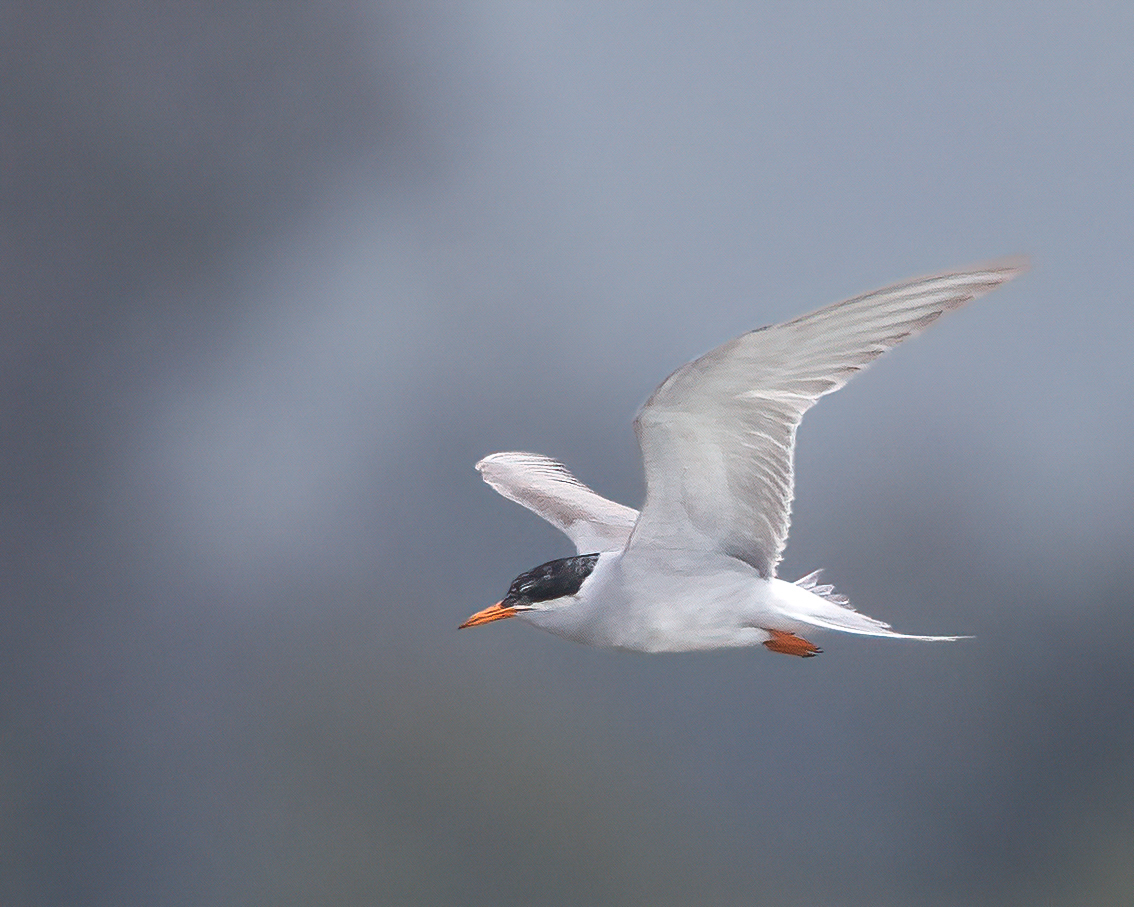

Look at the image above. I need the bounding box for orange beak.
[458,600,519,629]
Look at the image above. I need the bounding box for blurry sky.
[3,2,1134,905]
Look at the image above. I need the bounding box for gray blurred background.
[3,2,1132,904]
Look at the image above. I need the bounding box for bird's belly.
[589,553,782,653]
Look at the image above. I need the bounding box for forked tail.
[785,570,967,640]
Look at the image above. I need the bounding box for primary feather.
[476,452,638,554]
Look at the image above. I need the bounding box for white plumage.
[463,258,1027,654]
[476,452,637,554]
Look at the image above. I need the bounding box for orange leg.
[762,629,822,658]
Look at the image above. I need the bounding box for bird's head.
[459,553,600,629]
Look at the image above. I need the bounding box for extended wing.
[629,257,1028,576]
[477,451,639,554]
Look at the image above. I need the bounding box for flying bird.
[461,259,1027,655]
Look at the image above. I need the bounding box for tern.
[461,259,1027,655]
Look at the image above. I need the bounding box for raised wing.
[630,257,1029,577]
[477,451,639,553]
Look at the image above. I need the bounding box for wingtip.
[991,253,1030,276]
[909,254,1029,287]
[475,451,512,473]
[964,253,1030,279]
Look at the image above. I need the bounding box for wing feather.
[630,257,1028,576]
[477,451,639,553]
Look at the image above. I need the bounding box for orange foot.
[762,629,822,658]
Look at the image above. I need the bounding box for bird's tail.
[784,570,966,641]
